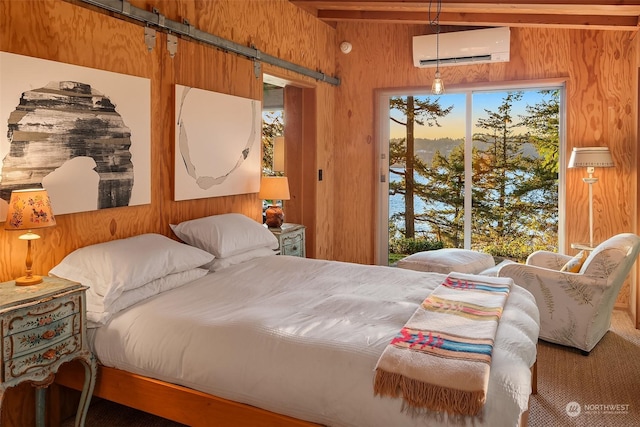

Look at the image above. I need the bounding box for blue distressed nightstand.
[0,276,96,426]
[268,223,306,257]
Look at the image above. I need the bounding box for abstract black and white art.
[174,84,261,201]
[0,52,151,217]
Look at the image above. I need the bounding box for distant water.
[388,169,432,236]
[389,167,546,239]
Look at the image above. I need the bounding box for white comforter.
[92,256,539,427]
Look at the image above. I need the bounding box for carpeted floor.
[529,309,640,427]
[63,310,640,427]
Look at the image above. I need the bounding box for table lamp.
[4,188,57,286]
[258,176,290,228]
[568,146,614,248]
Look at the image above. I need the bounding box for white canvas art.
[174,84,261,201]
[0,52,151,217]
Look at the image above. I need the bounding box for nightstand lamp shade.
[568,146,615,248]
[4,188,57,286]
[259,176,290,228]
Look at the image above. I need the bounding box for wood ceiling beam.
[292,0,640,7]
[315,10,640,31]
[291,0,640,30]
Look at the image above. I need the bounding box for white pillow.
[49,233,214,307]
[396,248,495,274]
[170,213,279,258]
[208,246,277,271]
[87,268,209,327]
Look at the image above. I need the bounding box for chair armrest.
[499,263,608,295]
[525,251,572,271]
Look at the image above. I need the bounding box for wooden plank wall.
[5,4,634,309]
[0,0,336,286]
[1,0,639,423]
[332,24,639,309]
[0,2,335,424]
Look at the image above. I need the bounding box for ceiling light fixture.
[429,0,444,95]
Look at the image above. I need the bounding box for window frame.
[375,78,567,265]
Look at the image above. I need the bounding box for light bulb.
[432,70,444,95]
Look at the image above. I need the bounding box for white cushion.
[208,246,277,272]
[397,248,495,274]
[170,213,279,258]
[49,233,214,307]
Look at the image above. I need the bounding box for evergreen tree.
[472,91,559,255]
[389,96,452,239]
[473,92,531,246]
[417,144,465,247]
[518,90,559,248]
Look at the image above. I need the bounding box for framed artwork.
[174,84,261,201]
[0,52,151,217]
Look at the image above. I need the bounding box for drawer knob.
[292,246,298,250]
[42,330,56,340]
[42,349,57,360]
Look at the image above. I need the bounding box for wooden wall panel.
[0,1,336,422]
[314,82,336,260]
[332,24,638,304]
[0,0,162,283]
[0,0,336,286]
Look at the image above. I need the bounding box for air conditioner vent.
[413,27,510,68]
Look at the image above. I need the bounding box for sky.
[389,89,555,140]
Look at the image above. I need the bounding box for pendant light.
[430,0,444,95]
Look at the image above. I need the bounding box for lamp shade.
[568,147,615,168]
[5,188,57,231]
[258,176,290,201]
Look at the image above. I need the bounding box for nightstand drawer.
[2,292,82,380]
[4,314,77,359]
[2,292,81,337]
[4,334,81,381]
[281,231,304,257]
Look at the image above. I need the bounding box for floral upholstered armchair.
[498,233,640,354]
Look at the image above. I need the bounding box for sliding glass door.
[377,82,565,265]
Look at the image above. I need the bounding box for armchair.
[498,233,640,353]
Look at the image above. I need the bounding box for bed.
[51,214,540,427]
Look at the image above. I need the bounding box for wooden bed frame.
[53,359,537,427]
[53,361,319,427]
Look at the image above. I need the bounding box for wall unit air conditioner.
[413,27,510,68]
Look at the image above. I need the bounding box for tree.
[473,92,530,245]
[472,91,558,255]
[518,90,559,248]
[262,111,283,174]
[417,144,466,247]
[389,96,452,239]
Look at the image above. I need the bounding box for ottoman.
[397,248,495,274]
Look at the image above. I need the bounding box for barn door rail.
[72,0,341,86]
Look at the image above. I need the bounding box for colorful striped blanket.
[373,272,513,416]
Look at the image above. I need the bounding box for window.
[262,83,284,175]
[378,82,565,265]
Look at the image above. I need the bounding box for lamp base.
[14,275,43,286]
[265,205,284,228]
